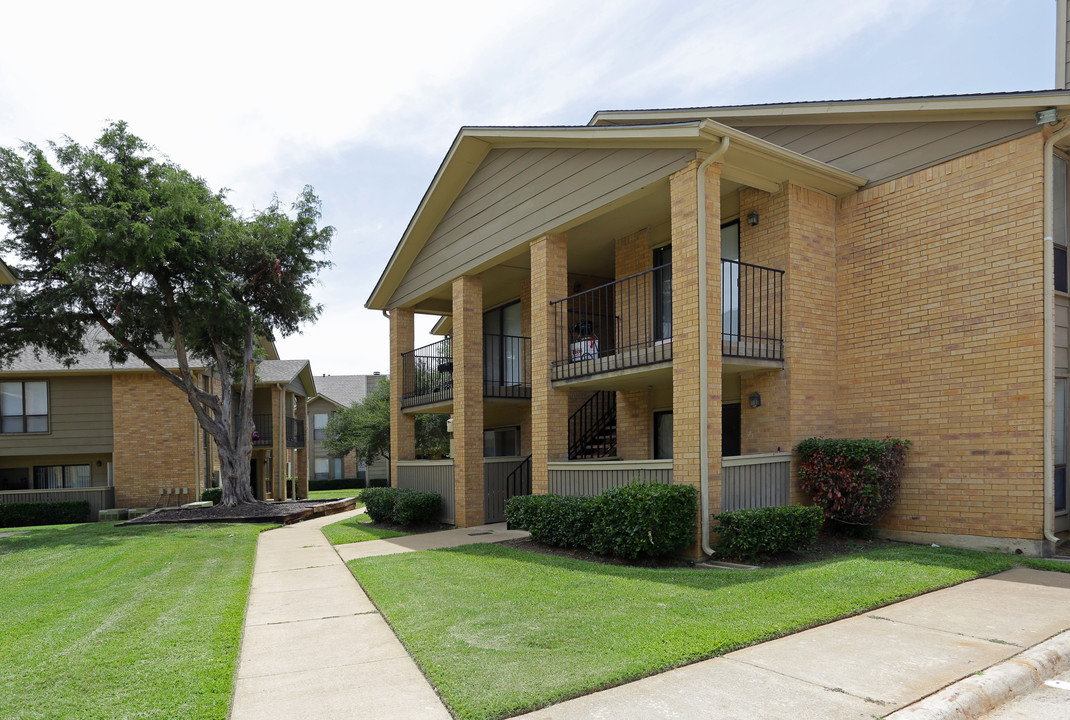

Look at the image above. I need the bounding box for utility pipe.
[697,134,730,557]
[1043,120,1070,552]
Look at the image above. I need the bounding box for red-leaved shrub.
[797,437,910,526]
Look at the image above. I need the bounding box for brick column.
[389,307,415,487]
[670,158,723,535]
[271,385,285,500]
[452,275,484,526]
[530,233,569,494]
[295,394,309,499]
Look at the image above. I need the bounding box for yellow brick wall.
[453,274,485,526]
[836,132,1046,539]
[112,371,199,508]
[389,308,415,486]
[531,233,570,494]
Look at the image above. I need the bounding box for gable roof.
[0,258,15,285]
[0,326,205,375]
[313,374,386,409]
[366,119,865,311]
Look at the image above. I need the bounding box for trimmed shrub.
[368,478,390,488]
[506,482,698,560]
[362,487,397,523]
[504,494,547,531]
[362,487,441,526]
[393,490,441,526]
[200,487,222,504]
[713,505,824,561]
[591,482,698,559]
[530,495,599,549]
[797,437,911,527]
[0,500,91,528]
[309,478,366,491]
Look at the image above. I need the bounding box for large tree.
[324,377,449,470]
[0,122,332,505]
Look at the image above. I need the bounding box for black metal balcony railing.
[285,416,305,449]
[251,415,273,447]
[551,264,672,380]
[721,258,784,361]
[401,335,532,408]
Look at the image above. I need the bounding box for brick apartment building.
[0,329,314,518]
[366,10,1070,555]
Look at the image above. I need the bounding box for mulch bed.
[496,531,902,570]
[119,498,358,526]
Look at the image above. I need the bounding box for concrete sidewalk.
[231,514,1070,720]
[229,512,529,720]
[512,567,1070,720]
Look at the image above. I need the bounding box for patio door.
[721,221,740,342]
[485,301,523,387]
[1057,378,1069,532]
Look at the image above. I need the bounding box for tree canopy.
[324,377,450,467]
[0,122,333,504]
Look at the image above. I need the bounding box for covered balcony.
[550,258,784,383]
[401,334,532,409]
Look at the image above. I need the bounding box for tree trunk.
[219,444,257,506]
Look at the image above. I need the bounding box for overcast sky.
[0,0,1058,376]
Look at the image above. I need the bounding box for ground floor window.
[314,458,329,481]
[33,464,91,489]
[332,457,343,479]
[1057,378,1068,514]
[0,467,30,491]
[484,426,520,457]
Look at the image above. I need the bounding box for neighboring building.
[308,373,389,483]
[0,258,16,285]
[0,328,313,517]
[366,16,1070,554]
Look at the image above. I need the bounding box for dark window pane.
[1057,245,1068,293]
[1056,466,1067,513]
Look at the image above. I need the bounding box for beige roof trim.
[589,91,1070,127]
[366,121,864,311]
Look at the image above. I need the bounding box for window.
[1,381,48,434]
[721,221,741,340]
[313,413,328,442]
[653,245,672,341]
[332,457,343,480]
[483,426,520,457]
[484,301,523,387]
[1058,379,1068,514]
[33,464,91,489]
[654,411,672,459]
[1057,155,1069,292]
[314,458,329,481]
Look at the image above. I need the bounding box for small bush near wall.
[309,478,366,491]
[505,483,698,560]
[200,488,222,504]
[0,501,91,528]
[363,487,440,526]
[797,437,911,529]
[591,483,698,560]
[712,505,824,562]
[368,478,390,488]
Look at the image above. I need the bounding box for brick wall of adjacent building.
[112,371,199,508]
[531,234,570,494]
[836,132,1046,540]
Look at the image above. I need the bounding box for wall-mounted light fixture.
[747,211,760,226]
[749,392,762,408]
[1036,108,1058,125]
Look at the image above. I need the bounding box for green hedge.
[0,501,91,528]
[505,482,698,560]
[309,478,366,491]
[363,487,440,526]
[200,488,222,504]
[712,505,824,562]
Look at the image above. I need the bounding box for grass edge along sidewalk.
[0,521,273,720]
[348,543,1070,720]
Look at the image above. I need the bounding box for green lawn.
[307,488,365,500]
[321,512,409,545]
[348,543,1070,720]
[0,521,273,720]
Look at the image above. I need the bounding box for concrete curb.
[886,631,1070,719]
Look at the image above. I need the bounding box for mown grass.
[306,488,366,500]
[348,543,1070,720]
[321,512,409,545]
[0,521,272,720]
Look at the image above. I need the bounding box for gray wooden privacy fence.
[397,461,455,525]
[547,460,673,497]
[0,486,115,521]
[721,453,792,511]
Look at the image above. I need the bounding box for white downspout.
[697,135,730,557]
[1044,121,1070,552]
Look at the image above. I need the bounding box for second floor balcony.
[401,334,532,409]
[551,259,784,381]
[250,414,305,449]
